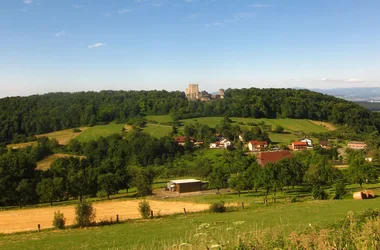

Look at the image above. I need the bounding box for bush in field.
[334,181,347,199]
[209,201,226,213]
[75,200,96,227]
[138,200,151,219]
[311,186,328,200]
[52,210,66,229]
[290,196,297,203]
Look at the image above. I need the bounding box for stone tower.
[185,84,200,101]
[218,89,225,99]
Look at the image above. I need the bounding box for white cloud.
[251,4,270,8]
[24,0,32,4]
[205,22,222,27]
[55,31,65,37]
[88,43,106,49]
[320,78,364,83]
[345,78,363,83]
[118,9,132,14]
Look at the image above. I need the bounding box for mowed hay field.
[36,127,89,145]
[1,199,380,250]
[0,200,208,234]
[36,154,85,171]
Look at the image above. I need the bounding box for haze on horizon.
[1,0,380,98]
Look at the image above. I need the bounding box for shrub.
[52,210,65,229]
[73,128,81,133]
[135,174,152,197]
[138,200,151,219]
[335,181,347,199]
[209,201,226,213]
[75,200,96,227]
[290,196,297,203]
[274,125,284,133]
[312,186,328,200]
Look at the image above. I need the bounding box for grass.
[146,115,173,124]
[75,124,126,142]
[179,117,331,133]
[142,124,172,138]
[36,154,85,171]
[1,198,380,249]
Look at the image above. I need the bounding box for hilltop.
[0,88,378,145]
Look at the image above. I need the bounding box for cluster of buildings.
[185,84,225,101]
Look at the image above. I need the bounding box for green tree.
[97,173,118,199]
[134,174,152,197]
[209,166,230,193]
[16,179,34,208]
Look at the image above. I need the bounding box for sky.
[1,0,380,97]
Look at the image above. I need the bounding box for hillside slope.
[0,88,378,143]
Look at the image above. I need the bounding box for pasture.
[75,124,125,142]
[1,198,380,249]
[36,127,89,145]
[142,123,172,138]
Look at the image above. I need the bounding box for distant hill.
[0,88,379,144]
[311,87,380,102]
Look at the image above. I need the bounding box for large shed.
[168,179,207,193]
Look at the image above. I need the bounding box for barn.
[167,179,208,193]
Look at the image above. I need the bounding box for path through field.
[0,200,209,234]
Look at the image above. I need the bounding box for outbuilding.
[167,179,208,193]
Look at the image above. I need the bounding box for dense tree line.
[1,88,378,144]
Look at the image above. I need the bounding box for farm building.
[291,141,308,151]
[167,179,208,193]
[257,150,292,166]
[348,141,367,150]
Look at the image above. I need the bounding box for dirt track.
[0,200,208,234]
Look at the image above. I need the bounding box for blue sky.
[1,0,380,97]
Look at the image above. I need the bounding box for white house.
[301,138,313,147]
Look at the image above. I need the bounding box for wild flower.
[233,221,245,226]
[198,223,210,230]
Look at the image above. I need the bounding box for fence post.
[38,224,41,233]
[116,214,119,223]
[150,210,154,219]
[241,202,245,210]
[183,208,187,215]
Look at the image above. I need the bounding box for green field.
[75,123,125,142]
[180,117,330,133]
[146,115,173,124]
[142,124,172,138]
[1,198,379,250]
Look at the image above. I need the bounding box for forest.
[1,88,380,144]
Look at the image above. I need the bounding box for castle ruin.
[185,84,224,101]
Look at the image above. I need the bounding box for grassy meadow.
[1,198,380,250]
[75,123,126,142]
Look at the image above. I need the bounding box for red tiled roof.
[173,136,193,143]
[249,140,268,146]
[257,151,292,166]
[292,142,308,146]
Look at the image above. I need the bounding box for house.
[301,138,313,147]
[209,138,232,149]
[319,140,329,149]
[248,140,268,152]
[257,150,292,166]
[291,141,308,151]
[348,141,367,150]
[167,179,208,193]
[173,136,193,146]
